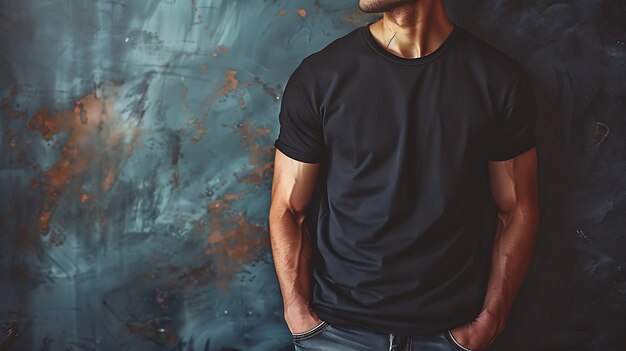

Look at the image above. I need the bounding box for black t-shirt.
[273,20,538,336]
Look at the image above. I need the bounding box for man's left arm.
[481,65,541,334]
[478,146,542,351]
[449,146,540,351]
[483,146,540,333]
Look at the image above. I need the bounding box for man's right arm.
[269,148,322,334]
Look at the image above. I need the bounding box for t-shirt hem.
[312,303,474,336]
[274,139,322,164]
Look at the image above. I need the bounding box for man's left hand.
[447,308,505,351]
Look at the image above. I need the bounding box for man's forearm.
[269,205,315,315]
[481,205,540,330]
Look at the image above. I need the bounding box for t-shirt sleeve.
[273,60,325,164]
[487,64,538,161]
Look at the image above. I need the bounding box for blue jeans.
[292,320,473,351]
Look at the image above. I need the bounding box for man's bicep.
[487,147,538,215]
[270,148,320,217]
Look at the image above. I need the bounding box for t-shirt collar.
[360,20,460,65]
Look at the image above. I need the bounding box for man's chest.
[319,69,495,167]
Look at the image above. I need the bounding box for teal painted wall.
[0,1,624,350]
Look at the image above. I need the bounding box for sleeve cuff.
[274,139,322,164]
[488,138,537,161]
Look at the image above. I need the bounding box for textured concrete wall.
[0,0,623,350]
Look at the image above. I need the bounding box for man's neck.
[368,1,454,59]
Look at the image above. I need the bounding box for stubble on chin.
[358,0,416,13]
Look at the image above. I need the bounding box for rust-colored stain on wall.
[25,85,130,234]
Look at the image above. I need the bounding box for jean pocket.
[442,329,473,351]
[291,320,330,342]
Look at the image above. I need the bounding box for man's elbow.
[510,200,541,231]
[269,201,307,228]
[495,199,540,232]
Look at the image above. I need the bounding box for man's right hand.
[284,304,323,334]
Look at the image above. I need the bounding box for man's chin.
[358,0,415,13]
[358,5,379,13]
[358,0,387,13]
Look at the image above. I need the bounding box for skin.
[269,150,321,335]
[269,1,540,350]
[359,0,455,61]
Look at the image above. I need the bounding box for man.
[269,0,540,350]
